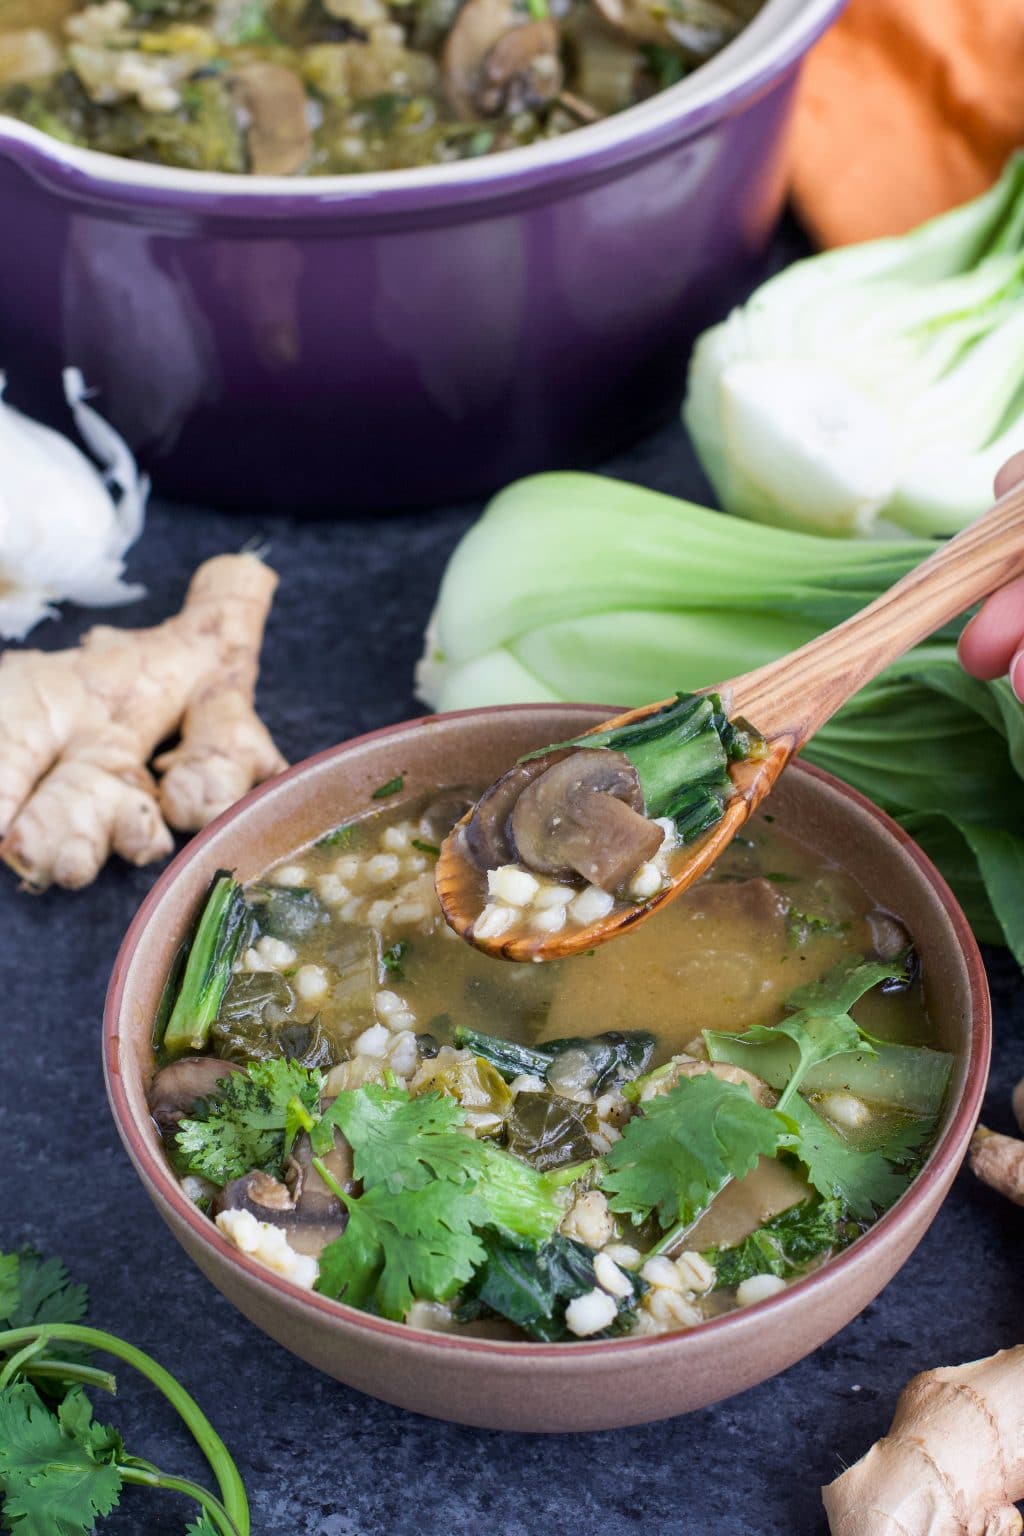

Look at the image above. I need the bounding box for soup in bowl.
[105,705,989,1430]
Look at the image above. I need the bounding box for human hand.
[957,450,1024,701]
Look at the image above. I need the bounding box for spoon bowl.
[437,481,1024,961]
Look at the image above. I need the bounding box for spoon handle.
[727,481,1024,750]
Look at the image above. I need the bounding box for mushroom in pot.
[149,1056,242,1134]
[230,61,312,175]
[508,748,663,889]
[442,0,563,119]
[591,0,750,58]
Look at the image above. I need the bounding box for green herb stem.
[22,1358,118,1396]
[119,1464,241,1536]
[0,1325,249,1536]
[311,1157,350,1207]
[0,1337,45,1391]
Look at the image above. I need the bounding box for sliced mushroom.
[443,0,562,119]
[419,787,482,846]
[215,1169,298,1223]
[672,1057,775,1107]
[213,1124,355,1260]
[464,748,572,870]
[868,910,912,962]
[509,748,662,889]
[283,1124,355,1257]
[591,0,747,57]
[149,1056,241,1133]
[287,1127,354,1222]
[231,62,312,176]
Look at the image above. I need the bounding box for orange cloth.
[788,0,1024,247]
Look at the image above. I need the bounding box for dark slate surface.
[2,221,1023,1536]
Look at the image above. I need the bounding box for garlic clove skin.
[0,369,148,640]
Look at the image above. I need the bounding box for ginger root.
[823,1347,1024,1535]
[970,1077,1024,1206]
[971,1126,1024,1207]
[0,553,286,890]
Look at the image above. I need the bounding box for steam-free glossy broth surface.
[274,804,929,1059]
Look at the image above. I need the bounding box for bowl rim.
[104,702,991,1361]
[0,0,843,210]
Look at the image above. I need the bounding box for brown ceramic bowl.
[104,705,990,1432]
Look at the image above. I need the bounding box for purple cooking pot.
[0,0,841,510]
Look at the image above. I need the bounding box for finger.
[957,573,1024,679]
[1011,649,1024,705]
[994,449,1024,500]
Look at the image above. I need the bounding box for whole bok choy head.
[416,472,1024,968]
[683,153,1024,539]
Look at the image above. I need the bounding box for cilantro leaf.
[380,941,409,982]
[186,1516,222,1535]
[320,1084,481,1191]
[705,955,910,1107]
[0,1382,122,1536]
[323,1084,565,1240]
[785,908,846,946]
[316,1181,489,1320]
[0,1251,88,1333]
[457,1233,642,1341]
[784,1098,911,1220]
[0,1254,19,1321]
[176,1060,325,1184]
[705,1197,853,1289]
[313,1084,569,1317]
[602,1074,787,1228]
[880,1114,938,1175]
[316,823,355,849]
[785,956,910,1017]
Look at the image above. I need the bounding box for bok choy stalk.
[416,472,1024,965]
[683,153,1024,538]
[163,873,250,1057]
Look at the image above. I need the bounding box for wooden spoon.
[436,481,1024,961]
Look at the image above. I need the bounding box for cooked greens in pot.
[0,0,764,174]
[148,788,951,1341]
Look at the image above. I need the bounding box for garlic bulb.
[0,369,148,640]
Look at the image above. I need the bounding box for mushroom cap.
[215,1169,298,1223]
[149,1056,242,1133]
[464,747,572,870]
[509,747,662,888]
[231,61,312,176]
[442,0,561,118]
[590,0,749,55]
[212,1124,355,1261]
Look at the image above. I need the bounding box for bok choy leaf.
[683,154,1024,538]
[416,472,1024,965]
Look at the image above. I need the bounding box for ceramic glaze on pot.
[0,0,842,509]
[105,705,989,1431]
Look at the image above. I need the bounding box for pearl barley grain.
[565,1288,617,1337]
[295,964,329,1002]
[736,1274,787,1307]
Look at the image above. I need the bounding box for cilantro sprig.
[311,1083,574,1320]
[176,1060,325,1184]
[601,955,944,1257]
[0,1250,248,1535]
[603,1074,786,1230]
